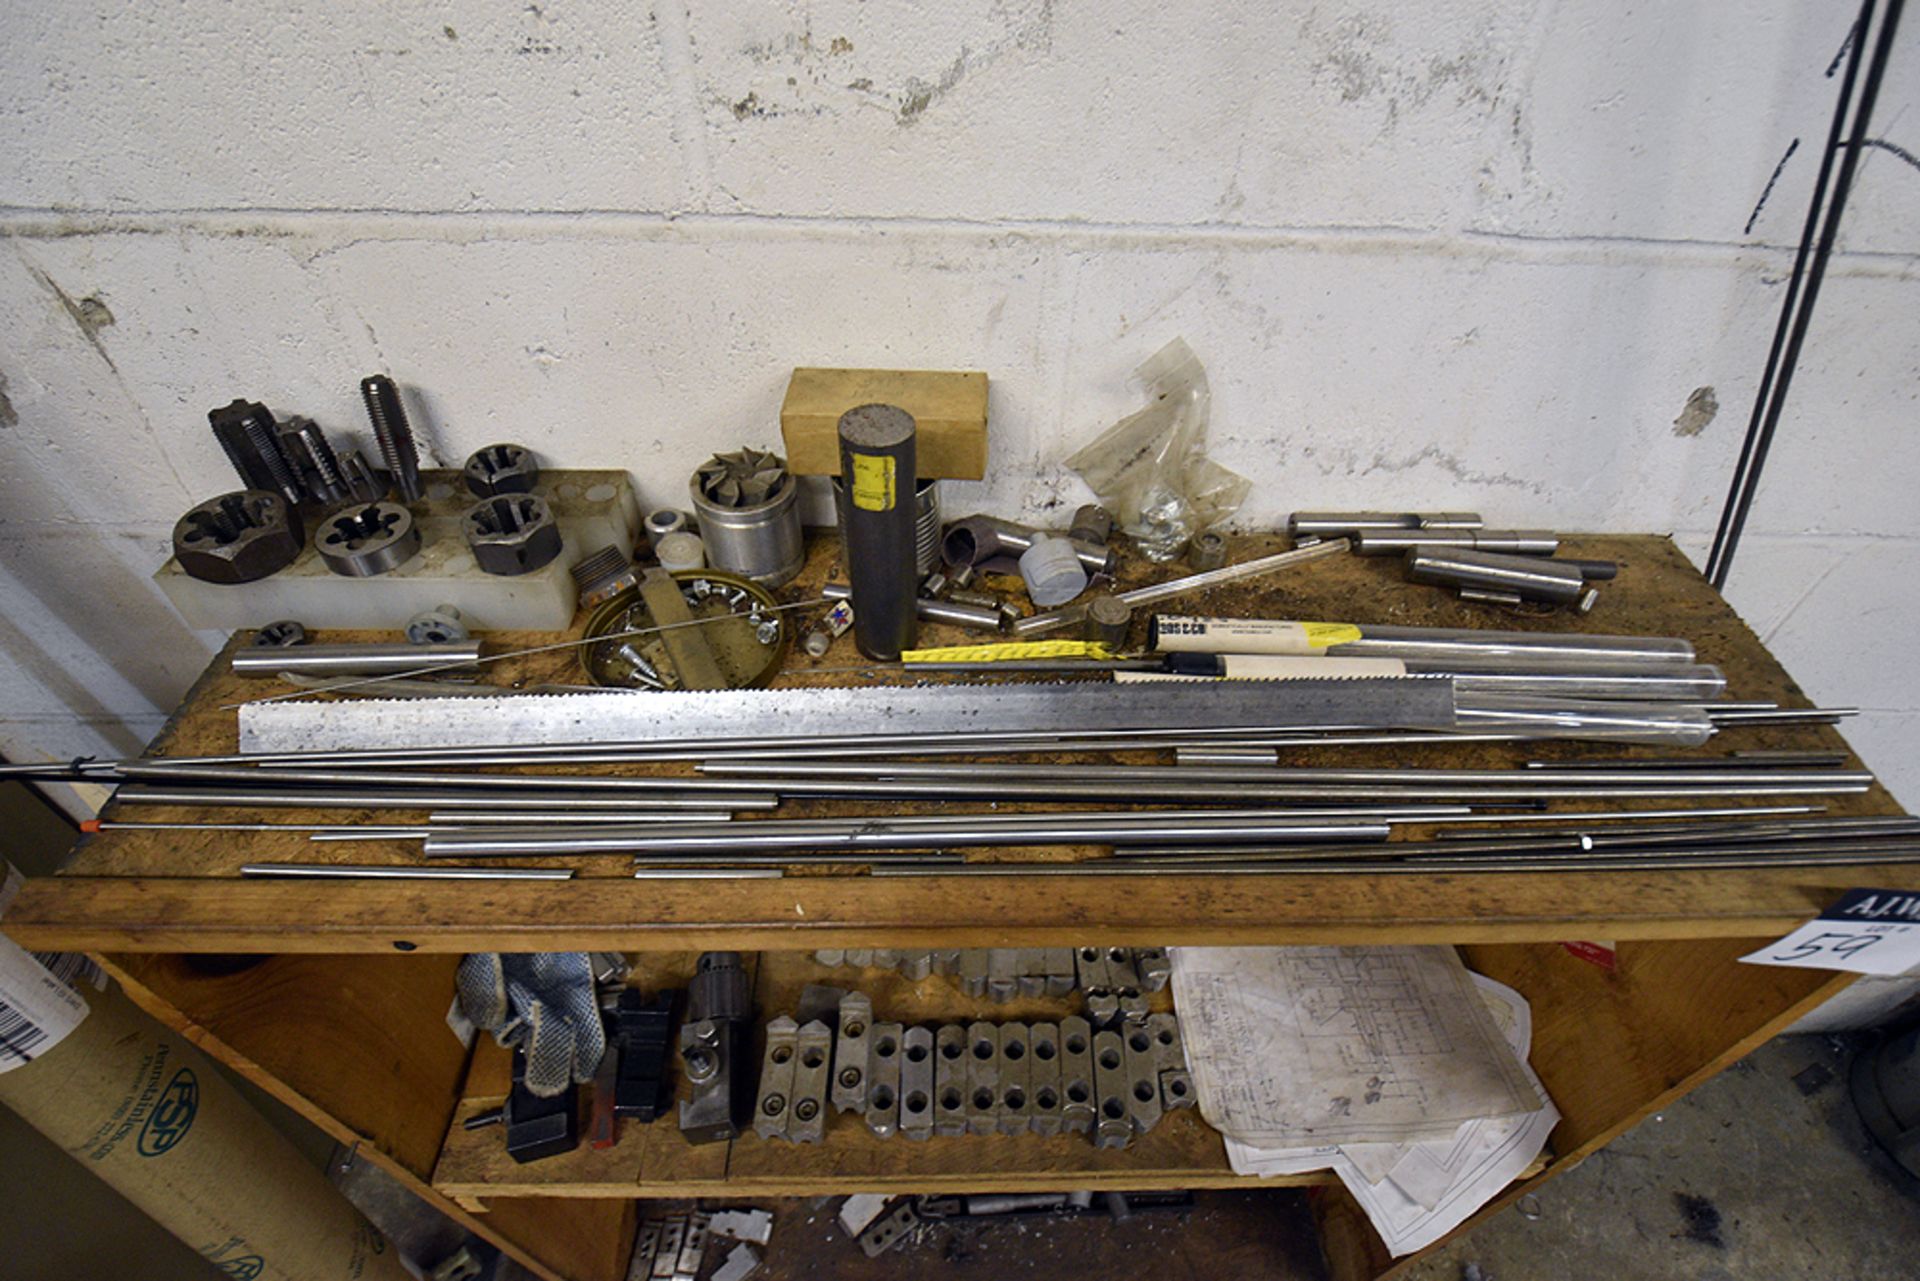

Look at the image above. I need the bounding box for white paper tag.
[0,863,91,1072]
[1741,888,1920,977]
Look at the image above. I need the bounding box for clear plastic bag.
[1066,338,1251,562]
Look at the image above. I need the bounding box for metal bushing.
[316,502,422,578]
[253,619,308,648]
[406,605,470,644]
[465,494,564,576]
[172,490,304,584]
[690,449,804,588]
[463,443,540,497]
[1187,531,1228,572]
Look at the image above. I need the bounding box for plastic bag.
[1065,338,1251,562]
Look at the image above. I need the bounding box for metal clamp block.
[1084,988,1120,1029]
[1059,1016,1095,1135]
[865,1022,903,1139]
[1122,1022,1164,1135]
[895,950,934,982]
[932,948,963,977]
[959,950,990,998]
[1016,949,1048,998]
[1075,945,1113,991]
[965,1020,1001,1136]
[1043,947,1078,997]
[830,992,872,1114]
[1093,1029,1132,1149]
[899,1025,935,1141]
[1028,1022,1064,1136]
[814,949,846,967]
[986,948,1018,1002]
[788,1019,832,1143]
[1135,948,1172,993]
[856,1198,919,1258]
[934,1024,969,1137]
[997,1022,1032,1136]
[752,1016,798,1142]
[1148,1012,1195,1111]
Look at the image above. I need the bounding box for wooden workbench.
[3,534,1909,1281]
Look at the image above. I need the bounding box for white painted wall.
[2,1,1916,808]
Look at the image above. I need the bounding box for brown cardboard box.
[779,367,988,479]
[0,979,414,1281]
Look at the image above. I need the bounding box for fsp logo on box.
[137,1067,199,1156]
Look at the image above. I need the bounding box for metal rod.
[421,817,1396,859]
[820,582,1006,633]
[423,810,736,825]
[633,867,785,879]
[1524,752,1847,770]
[231,641,484,678]
[1702,707,1857,723]
[1352,529,1560,556]
[696,760,1874,789]
[1115,829,1920,862]
[867,847,1920,876]
[1708,0,1901,587]
[240,863,575,880]
[111,786,778,812]
[1011,540,1352,638]
[89,821,435,835]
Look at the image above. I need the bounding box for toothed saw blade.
[239,678,1454,755]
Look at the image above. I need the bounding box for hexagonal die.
[171,490,304,584]
[465,494,563,576]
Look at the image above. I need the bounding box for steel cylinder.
[230,640,482,678]
[1352,529,1560,556]
[1406,547,1586,603]
[838,404,920,660]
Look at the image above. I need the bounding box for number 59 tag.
[1741,888,1920,976]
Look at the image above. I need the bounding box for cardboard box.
[780,368,988,479]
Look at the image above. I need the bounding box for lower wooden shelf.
[432,949,1342,1201]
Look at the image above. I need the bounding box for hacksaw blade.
[238,678,1454,755]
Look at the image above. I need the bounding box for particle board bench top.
[5,534,1911,953]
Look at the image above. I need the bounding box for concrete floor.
[734,1030,1919,1280]
[1401,1031,1920,1281]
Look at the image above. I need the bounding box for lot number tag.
[1742,888,1920,976]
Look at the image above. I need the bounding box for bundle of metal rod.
[421,815,1397,859]
[1154,655,1726,701]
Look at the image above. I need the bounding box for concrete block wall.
[1,1,1916,810]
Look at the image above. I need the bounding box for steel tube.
[424,810,735,825]
[941,516,1115,575]
[240,863,574,880]
[820,582,1003,632]
[1406,547,1586,603]
[1352,529,1561,556]
[1289,512,1483,537]
[231,641,483,678]
[1323,625,1695,666]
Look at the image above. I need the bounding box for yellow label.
[1302,622,1363,647]
[849,453,896,511]
[902,640,1117,663]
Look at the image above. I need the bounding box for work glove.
[456,952,607,1098]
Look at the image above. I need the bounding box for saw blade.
[238,678,1454,755]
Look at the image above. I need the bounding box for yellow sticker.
[848,452,896,511]
[902,640,1117,663]
[1302,622,1363,647]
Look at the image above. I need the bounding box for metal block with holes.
[1121,1020,1165,1134]
[997,1021,1032,1135]
[899,1025,936,1140]
[865,1022,903,1138]
[1093,1029,1132,1149]
[752,1017,798,1142]
[1027,1021,1065,1136]
[1060,1016,1096,1135]
[965,1020,1001,1136]
[831,993,872,1114]
[933,1024,969,1137]
[788,1019,832,1143]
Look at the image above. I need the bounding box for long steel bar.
[239,863,575,880]
[421,817,1396,859]
[695,760,1874,789]
[864,848,1920,876]
[230,641,484,678]
[1115,829,1920,862]
[111,786,777,812]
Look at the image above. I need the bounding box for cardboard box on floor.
[0,979,413,1281]
[780,367,988,479]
